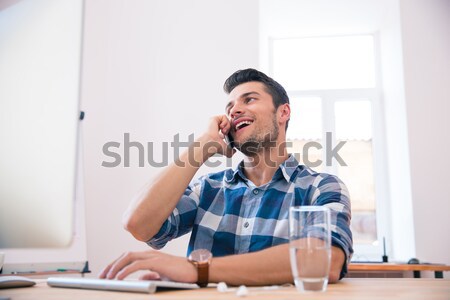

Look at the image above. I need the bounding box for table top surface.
[1,278,449,300]
[348,262,450,271]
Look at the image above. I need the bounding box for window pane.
[287,96,322,140]
[338,140,376,244]
[334,100,376,244]
[335,100,372,140]
[273,35,376,90]
[287,97,323,172]
[287,140,324,173]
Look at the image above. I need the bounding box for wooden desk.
[1,278,449,300]
[349,263,450,278]
[0,270,84,279]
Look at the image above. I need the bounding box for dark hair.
[223,68,290,130]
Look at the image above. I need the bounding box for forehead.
[227,81,269,101]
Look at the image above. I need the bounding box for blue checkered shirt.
[148,155,353,278]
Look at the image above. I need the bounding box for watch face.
[189,249,212,262]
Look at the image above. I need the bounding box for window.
[272,35,388,259]
[273,35,376,90]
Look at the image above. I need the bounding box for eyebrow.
[225,91,261,112]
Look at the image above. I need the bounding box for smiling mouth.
[235,120,253,131]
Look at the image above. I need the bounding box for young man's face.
[225,81,281,155]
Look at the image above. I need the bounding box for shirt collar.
[224,161,248,183]
[224,154,300,184]
[277,154,300,182]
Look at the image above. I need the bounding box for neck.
[242,140,289,187]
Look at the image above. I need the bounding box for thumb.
[139,272,161,281]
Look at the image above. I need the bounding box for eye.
[245,97,256,103]
[225,102,233,115]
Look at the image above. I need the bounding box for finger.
[222,120,232,135]
[218,115,231,131]
[116,259,152,280]
[106,251,149,279]
[99,264,111,279]
[99,256,121,278]
[139,272,161,281]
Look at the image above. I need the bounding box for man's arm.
[123,116,233,242]
[210,244,344,285]
[99,243,345,285]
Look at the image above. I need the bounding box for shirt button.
[244,222,249,228]
[252,189,259,195]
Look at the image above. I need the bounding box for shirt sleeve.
[146,177,203,249]
[311,174,354,279]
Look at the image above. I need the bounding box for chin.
[235,139,263,156]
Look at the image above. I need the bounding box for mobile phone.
[224,132,235,149]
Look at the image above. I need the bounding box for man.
[100,69,353,286]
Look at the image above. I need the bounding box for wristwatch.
[188,249,212,287]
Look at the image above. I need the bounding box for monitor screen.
[0,0,83,248]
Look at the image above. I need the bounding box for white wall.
[378,0,415,261]
[80,0,258,276]
[399,0,450,272]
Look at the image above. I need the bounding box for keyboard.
[47,277,199,294]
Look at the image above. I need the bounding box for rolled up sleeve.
[146,178,202,249]
[312,174,353,279]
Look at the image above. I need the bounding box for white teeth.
[236,120,253,130]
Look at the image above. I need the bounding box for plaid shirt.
[148,155,353,278]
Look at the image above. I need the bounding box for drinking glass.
[289,206,331,292]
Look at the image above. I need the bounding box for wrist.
[195,135,220,162]
[188,249,212,287]
[176,137,210,168]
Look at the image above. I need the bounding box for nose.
[229,102,244,119]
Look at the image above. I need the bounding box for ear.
[278,103,290,126]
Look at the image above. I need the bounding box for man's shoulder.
[294,165,346,188]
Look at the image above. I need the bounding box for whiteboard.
[0,0,87,271]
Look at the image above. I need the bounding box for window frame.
[269,33,391,260]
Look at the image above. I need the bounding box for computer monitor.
[0,0,83,248]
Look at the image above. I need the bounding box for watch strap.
[195,261,209,287]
